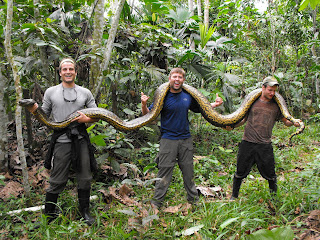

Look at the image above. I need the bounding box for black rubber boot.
[78,189,95,226]
[31,193,59,230]
[268,179,277,195]
[230,177,242,200]
[44,192,59,223]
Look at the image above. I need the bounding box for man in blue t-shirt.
[141,67,223,208]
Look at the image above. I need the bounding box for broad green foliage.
[2,0,318,117]
[199,23,216,49]
[299,0,320,10]
[246,226,294,240]
[167,6,192,23]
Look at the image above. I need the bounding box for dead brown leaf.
[305,210,320,231]
[4,172,13,180]
[128,217,140,230]
[119,184,135,197]
[295,207,301,215]
[0,181,23,200]
[163,204,182,213]
[181,203,192,216]
[99,185,140,207]
[197,185,223,198]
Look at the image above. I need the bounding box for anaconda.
[19,82,304,143]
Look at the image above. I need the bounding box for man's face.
[59,62,77,84]
[262,85,278,101]
[169,72,185,92]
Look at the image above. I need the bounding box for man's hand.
[72,111,97,123]
[141,92,150,106]
[141,92,150,115]
[282,118,302,127]
[26,103,38,113]
[294,119,302,127]
[211,93,223,108]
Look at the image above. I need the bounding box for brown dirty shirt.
[243,98,282,144]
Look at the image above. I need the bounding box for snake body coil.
[19,82,304,143]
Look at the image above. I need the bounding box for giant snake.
[19,82,304,143]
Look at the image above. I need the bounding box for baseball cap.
[262,76,279,86]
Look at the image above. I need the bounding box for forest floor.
[0,119,319,239]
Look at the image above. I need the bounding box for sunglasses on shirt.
[63,88,77,103]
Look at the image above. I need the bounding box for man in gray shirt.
[27,58,98,225]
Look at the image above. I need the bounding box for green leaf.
[143,178,161,187]
[48,42,63,53]
[143,163,157,175]
[199,23,216,48]
[299,0,310,10]
[122,163,141,174]
[218,146,225,151]
[246,226,294,240]
[118,209,137,216]
[123,108,135,115]
[90,134,107,146]
[46,18,54,23]
[198,88,211,97]
[217,9,229,17]
[86,123,97,133]
[166,7,191,23]
[181,224,204,236]
[142,215,159,226]
[21,23,36,30]
[152,13,157,22]
[121,179,138,185]
[111,159,120,172]
[310,0,320,9]
[220,217,239,229]
[34,40,48,46]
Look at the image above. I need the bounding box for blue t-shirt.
[149,90,200,140]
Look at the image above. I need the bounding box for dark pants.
[152,137,198,207]
[235,140,277,181]
[231,140,277,198]
[46,138,92,194]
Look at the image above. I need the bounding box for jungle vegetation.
[0,0,320,239]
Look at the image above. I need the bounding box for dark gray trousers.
[235,140,277,181]
[152,137,199,207]
[46,138,92,194]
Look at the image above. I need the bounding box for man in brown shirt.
[229,76,301,200]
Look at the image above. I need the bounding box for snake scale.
[19,82,304,143]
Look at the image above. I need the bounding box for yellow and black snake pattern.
[19,82,304,143]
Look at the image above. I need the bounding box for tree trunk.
[188,0,194,16]
[33,0,40,19]
[204,0,209,28]
[311,8,319,111]
[93,0,126,99]
[5,0,30,196]
[111,79,118,116]
[188,0,195,50]
[90,0,106,89]
[23,89,34,152]
[39,47,51,88]
[0,66,8,172]
[197,0,202,17]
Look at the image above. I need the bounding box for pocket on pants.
[158,149,175,167]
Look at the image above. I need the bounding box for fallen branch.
[1,195,98,216]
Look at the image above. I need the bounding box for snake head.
[18,99,36,107]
